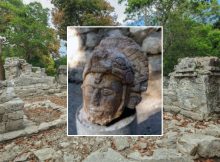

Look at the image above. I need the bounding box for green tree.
[51,0,118,39]
[120,0,220,75]
[0,0,60,77]
[119,0,220,26]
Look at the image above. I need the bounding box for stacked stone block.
[164,57,220,120]
[0,81,24,133]
[4,57,60,98]
[57,65,67,88]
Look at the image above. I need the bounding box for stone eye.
[102,88,113,96]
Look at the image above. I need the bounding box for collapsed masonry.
[0,81,24,133]
[4,57,61,98]
[164,57,220,120]
[0,57,66,133]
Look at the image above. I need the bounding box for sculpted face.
[82,73,125,125]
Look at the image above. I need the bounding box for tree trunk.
[0,43,5,80]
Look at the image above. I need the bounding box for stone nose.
[91,88,100,106]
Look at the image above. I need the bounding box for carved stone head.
[82,36,148,125]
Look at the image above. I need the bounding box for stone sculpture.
[80,36,148,126]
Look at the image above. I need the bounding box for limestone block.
[5,119,23,131]
[107,29,123,37]
[32,148,57,161]
[86,32,99,48]
[7,111,23,120]
[0,122,6,133]
[58,65,67,85]
[165,57,220,120]
[0,87,16,103]
[83,148,133,162]
[1,98,24,113]
[177,134,220,158]
[130,27,159,45]
[142,31,161,54]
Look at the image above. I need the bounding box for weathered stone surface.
[3,57,60,98]
[86,32,100,48]
[3,129,26,140]
[150,148,193,162]
[142,31,161,54]
[127,151,151,160]
[63,153,80,162]
[129,27,159,45]
[83,148,134,162]
[164,57,220,120]
[0,81,24,133]
[107,29,123,37]
[33,147,57,161]
[81,36,148,126]
[57,65,67,86]
[177,134,220,158]
[0,85,16,103]
[196,124,220,138]
[14,152,32,162]
[113,137,130,151]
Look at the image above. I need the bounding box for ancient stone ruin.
[57,65,67,88]
[4,57,61,98]
[0,57,67,143]
[76,36,148,135]
[0,81,24,133]
[164,57,220,120]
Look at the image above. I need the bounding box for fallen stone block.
[177,133,220,158]
[83,148,135,162]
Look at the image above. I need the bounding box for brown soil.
[24,96,67,108]
[24,107,62,124]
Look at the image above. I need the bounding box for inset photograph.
[68,27,162,135]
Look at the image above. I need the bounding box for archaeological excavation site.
[1,30,220,162]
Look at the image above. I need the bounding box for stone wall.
[68,27,162,82]
[0,81,24,133]
[57,65,67,88]
[4,57,61,98]
[164,57,220,120]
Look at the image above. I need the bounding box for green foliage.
[51,0,118,39]
[164,21,220,75]
[0,0,60,76]
[55,55,67,69]
[58,55,67,65]
[120,0,220,75]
